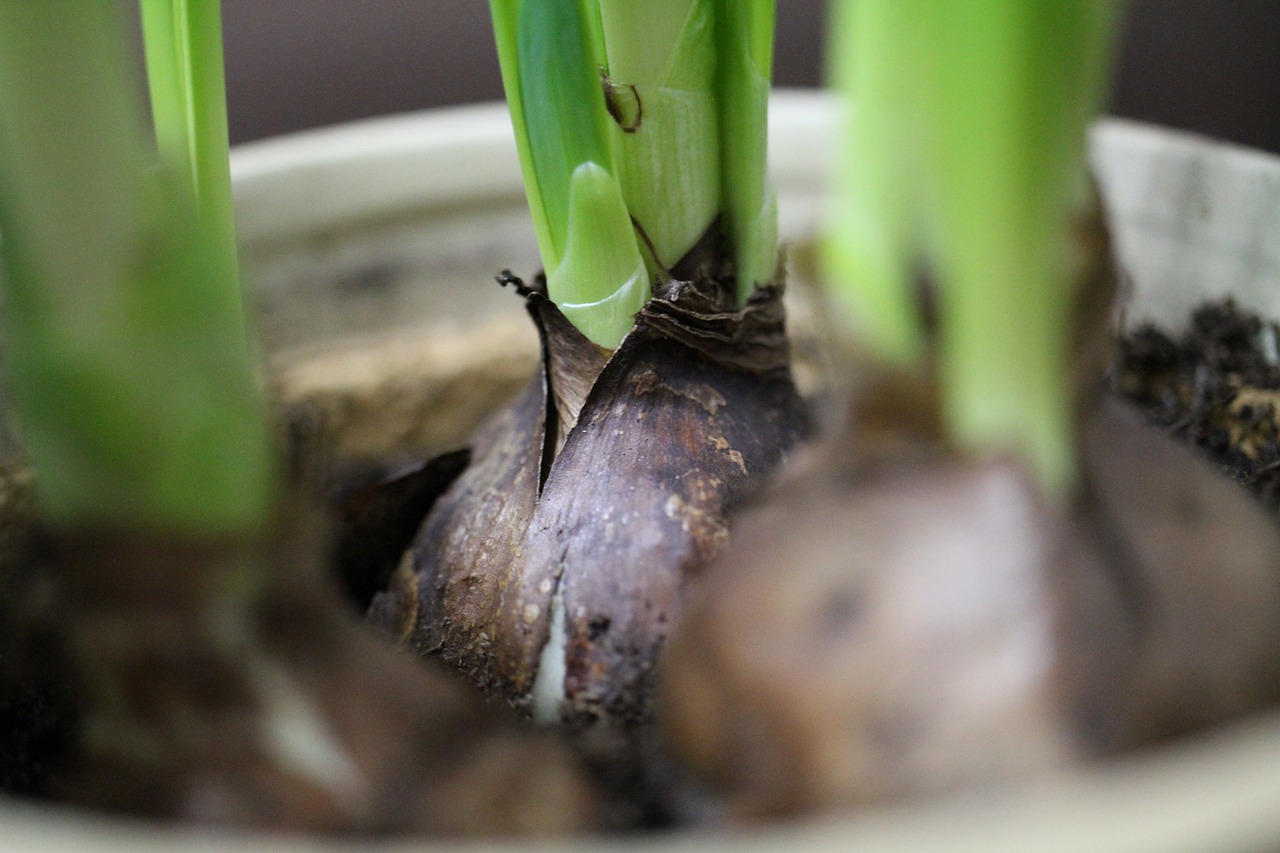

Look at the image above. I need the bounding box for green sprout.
[597,0,719,277]
[0,0,274,535]
[825,0,1119,496]
[140,0,243,312]
[716,0,779,303]
[491,0,646,349]
[490,0,779,348]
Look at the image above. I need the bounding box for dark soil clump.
[0,464,74,800]
[1112,299,1280,511]
[0,684,74,797]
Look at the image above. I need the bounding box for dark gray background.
[219,1,1280,154]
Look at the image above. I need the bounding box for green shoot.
[550,163,651,346]
[717,0,780,301]
[491,0,781,347]
[140,0,242,313]
[490,0,554,269]
[513,0,613,274]
[492,0,647,348]
[597,0,720,275]
[826,0,1119,495]
[824,1,927,367]
[0,1,275,534]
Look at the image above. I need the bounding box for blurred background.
[220,1,1280,154]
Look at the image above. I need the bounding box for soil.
[0,464,73,800]
[1112,299,1280,512]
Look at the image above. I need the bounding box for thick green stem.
[491,0,780,341]
[0,1,275,534]
[824,0,927,367]
[140,0,243,320]
[922,1,1117,495]
[826,0,1118,496]
[717,0,780,302]
[598,0,720,273]
[491,0,650,349]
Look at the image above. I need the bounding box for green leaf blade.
[517,0,614,269]
[0,1,275,534]
[717,0,779,302]
[918,0,1119,495]
[823,0,928,366]
[826,0,1119,495]
[599,0,721,272]
[489,0,558,272]
[140,0,241,305]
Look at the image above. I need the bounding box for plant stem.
[827,0,1119,495]
[598,0,720,274]
[717,0,780,302]
[0,1,275,534]
[490,0,556,272]
[491,0,781,342]
[824,0,928,367]
[922,1,1118,495]
[491,0,648,349]
[140,0,243,314]
[516,0,615,274]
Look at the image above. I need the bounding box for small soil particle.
[1112,299,1280,511]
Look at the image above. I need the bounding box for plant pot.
[4,91,1280,851]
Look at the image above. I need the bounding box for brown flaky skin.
[49,512,599,835]
[370,270,809,736]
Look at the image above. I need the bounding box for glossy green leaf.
[517,0,613,270]
[599,0,720,272]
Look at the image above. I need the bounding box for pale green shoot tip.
[547,162,650,349]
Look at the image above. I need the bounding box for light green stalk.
[490,0,556,271]
[491,0,648,349]
[923,1,1117,496]
[717,0,780,301]
[140,0,243,316]
[549,163,651,346]
[513,0,614,273]
[824,0,927,367]
[490,0,781,344]
[0,1,275,534]
[597,0,720,275]
[827,0,1118,495]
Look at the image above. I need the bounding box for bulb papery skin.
[659,389,1280,818]
[371,270,809,766]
